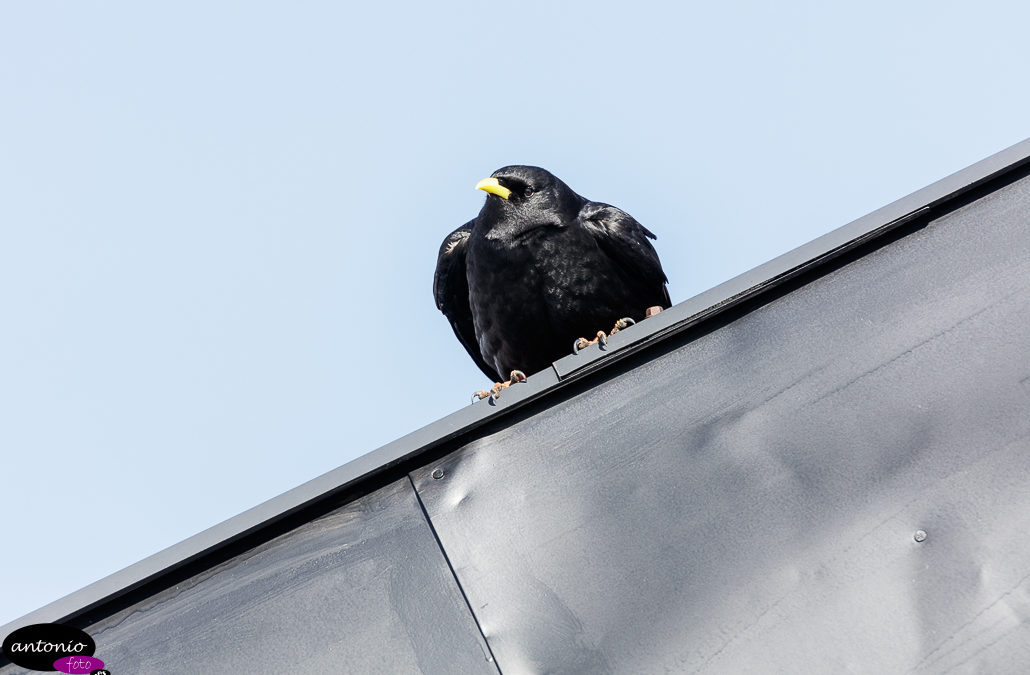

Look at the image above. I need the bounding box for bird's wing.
[433,220,502,382]
[578,201,672,307]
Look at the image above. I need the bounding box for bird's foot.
[472,370,527,402]
[572,307,663,355]
[609,316,636,335]
[573,330,609,353]
[573,317,636,354]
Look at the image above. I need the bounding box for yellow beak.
[476,177,512,200]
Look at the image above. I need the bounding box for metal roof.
[4,137,1030,672]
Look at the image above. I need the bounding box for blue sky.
[1,1,1027,626]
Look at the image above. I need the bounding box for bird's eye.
[523,186,534,197]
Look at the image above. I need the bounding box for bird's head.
[475,165,583,237]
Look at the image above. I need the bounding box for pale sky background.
[1,1,1028,627]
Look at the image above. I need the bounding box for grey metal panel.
[412,171,1030,672]
[1,478,497,675]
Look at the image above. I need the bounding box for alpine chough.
[434,165,671,399]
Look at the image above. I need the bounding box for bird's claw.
[573,316,636,354]
[573,330,608,354]
[572,309,662,356]
[610,317,635,334]
[472,370,527,403]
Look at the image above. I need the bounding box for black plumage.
[434,165,671,385]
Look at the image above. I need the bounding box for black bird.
[434,165,671,399]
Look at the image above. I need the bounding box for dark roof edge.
[5,136,1030,636]
[554,136,1030,377]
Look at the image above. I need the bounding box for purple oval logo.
[54,655,105,674]
[2,623,96,671]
